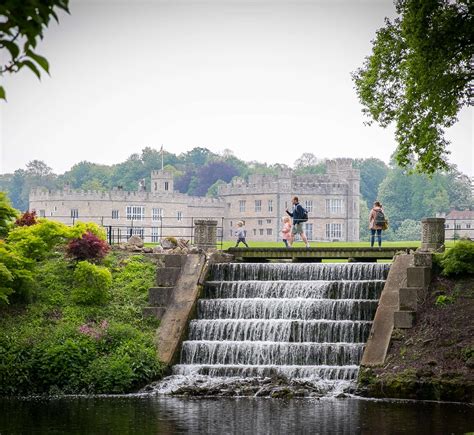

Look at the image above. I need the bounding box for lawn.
[219,240,425,250]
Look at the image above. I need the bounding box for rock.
[189,246,200,254]
[466,357,474,369]
[127,235,144,248]
[143,247,153,253]
[161,238,177,249]
[153,245,164,253]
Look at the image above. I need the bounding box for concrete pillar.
[421,217,445,251]
[194,219,218,250]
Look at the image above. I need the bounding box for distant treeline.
[0,147,472,238]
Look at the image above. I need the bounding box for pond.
[1,396,473,434]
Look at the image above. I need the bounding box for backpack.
[300,206,309,223]
[374,209,386,226]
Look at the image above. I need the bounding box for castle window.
[152,208,163,221]
[266,219,272,224]
[266,228,273,236]
[268,200,273,212]
[455,224,461,229]
[112,209,119,219]
[255,200,262,212]
[70,209,79,218]
[326,199,342,214]
[39,210,45,217]
[164,182,169,191]
[151,227,161,242]
[259,229,264,235]
[445,224,450,229]
[253,229,257,235]
[304,200,313,213]
[258,220,263,226]
[466,224,471,229]
[154,182,157,191]
[239,200,246,212]
[305,223,313,240]
[325,223,342,239]
[177,211,183,221]
[126,205,145,221]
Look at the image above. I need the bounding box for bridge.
[226,246,414,262]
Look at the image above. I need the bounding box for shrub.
[0,192,18,238]
[15,210,38,227]
[72,261,112,305]
[7,219,70,260]
[34,336,98,393]
[438,240,474,276]
[68,222,107,241]
[86,354,134,393]
[67,231,110,262]
[435,295,455,306]
[0,241,34,304]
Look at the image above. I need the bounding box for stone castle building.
[29,159,360,242]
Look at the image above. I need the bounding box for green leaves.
[0,0,70,100]
[352,0,472,174]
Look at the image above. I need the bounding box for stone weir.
[153,262,390,397]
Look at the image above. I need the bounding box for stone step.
[143,306,166,320]
[156,267,181,286]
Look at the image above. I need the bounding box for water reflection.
[0,396,473,434]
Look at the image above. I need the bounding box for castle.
[29,159,360,242]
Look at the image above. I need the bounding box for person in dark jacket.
[286,196,310,248]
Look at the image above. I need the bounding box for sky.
[0,0,472,176]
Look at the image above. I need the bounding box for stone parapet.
[421,217,445,251]
[194,220,217,250]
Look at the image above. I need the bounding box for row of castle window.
[445,223,472,229]
[237,199,342,213]
[67,207,183,221]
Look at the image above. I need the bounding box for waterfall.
[159,262,389,396]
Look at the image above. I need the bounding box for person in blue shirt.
[285,196,310,248]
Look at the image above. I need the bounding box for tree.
[293,153,326,176]
[395,219,422,241]
[352,0,472,174]
[353,158,389,208]
[0,0,70,100]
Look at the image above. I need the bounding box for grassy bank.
[0,250,165,395]
[358,273,474,402]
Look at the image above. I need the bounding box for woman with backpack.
[369,201,386,247]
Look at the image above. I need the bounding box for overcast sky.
[0,0,472,176]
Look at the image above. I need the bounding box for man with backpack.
[286,196,310,248]
[369,201,387,247]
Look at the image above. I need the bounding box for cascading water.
[154,262,389,397]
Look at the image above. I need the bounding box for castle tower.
[151,170,174,193]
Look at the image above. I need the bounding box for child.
[281,216,292,247]
[235,221,249,247]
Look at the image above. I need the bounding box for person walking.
[369,201,385,247]
[286,196,310,248]
[234,220,249,247]
[281,216,292,247]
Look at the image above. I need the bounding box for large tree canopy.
[0,0,69,100]
[352,0,472,174]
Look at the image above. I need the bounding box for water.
[1,396,472,434]
[158,262,390,395]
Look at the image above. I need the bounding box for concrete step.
[143,306,166,320]
[156,267,181,286]
[149,286,174,306]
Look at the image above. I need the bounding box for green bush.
[437,240,474,276]
[435,295,455,306]
[67,221,107,241]
[34,336,98,393]
[86,354,134,393]
[72,261,112,305]
[0,241,35,304]
[117,340,162,385]
[0,192,18,238]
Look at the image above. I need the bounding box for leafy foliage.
[67,231,110,262]
[15,210,38,227]
[0,191,18,238]
[72,261,112,305]
[395,219,421,241]
[437,240,474,277]
[352,0,472,174]
[0,0,70,100]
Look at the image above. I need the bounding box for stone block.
[399,287,420,311]
[393,310,416,328]
[407,266,431,289]
[164,255,187,268]
[142,306,166,320]
[149,287,174,306]
[156,267,181,287]
[414,251,433,267]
